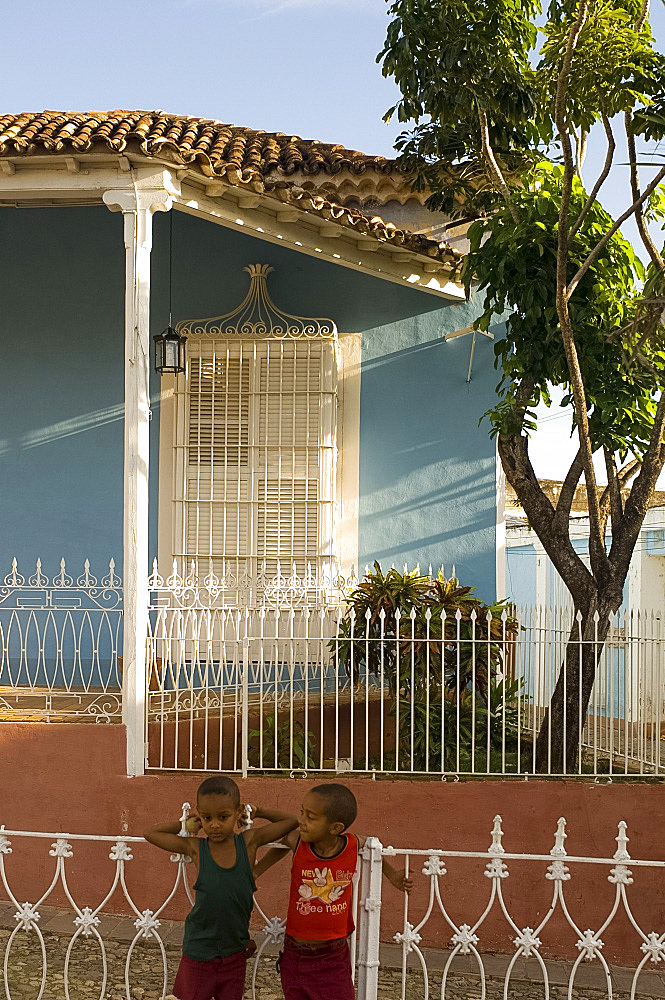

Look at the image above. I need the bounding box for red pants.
[172,950,247,1000]
[278,937,355,1000]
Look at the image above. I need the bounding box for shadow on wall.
[358,332,497,595]
[153,210,457,335]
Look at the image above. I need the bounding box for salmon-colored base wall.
[2,723,664,967]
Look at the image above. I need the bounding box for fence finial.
[614,821,630,862]
[488,814,505,855]
[551,817,568,857]
[178,802,191,837]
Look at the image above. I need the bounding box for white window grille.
[169,265,338,604]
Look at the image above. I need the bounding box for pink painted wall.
[2,722,665,965]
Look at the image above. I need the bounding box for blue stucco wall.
[359,307,497,600]
[0,206,498,599]
[153,212,499,600]
[0,206,126,580]
[506,545,537,606]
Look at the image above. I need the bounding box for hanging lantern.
[154,326,186,374]
[154,211,186,374]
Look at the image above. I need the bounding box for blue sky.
[4,0,404,157]
[6,0,665,483]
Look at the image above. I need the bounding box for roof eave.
[0,152,466,300]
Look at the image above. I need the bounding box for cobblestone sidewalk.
[0,916,665,1000]
[2,926,665,1000]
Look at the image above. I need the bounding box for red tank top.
[286,835,359,941]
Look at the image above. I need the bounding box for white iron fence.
[2,811,665,1000]
[0,558,123,722]
[2,558,665,778]
[146,570,665,777]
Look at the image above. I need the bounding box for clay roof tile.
[0,109,462,271]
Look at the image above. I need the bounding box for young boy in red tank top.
[254,783,411,1000]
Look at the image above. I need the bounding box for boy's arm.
[356,835,413,893]
[252,829,299,880]
[244,807,299,850]
[144,820,197,859]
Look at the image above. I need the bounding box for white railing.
[3,557,665,778]
[146,578,665,777]
[2,812,665,1000]
[0,558,123,722]
[365,814,665,1000]
[0,805,340,1000]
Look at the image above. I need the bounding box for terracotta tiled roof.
[0,110,463,270]
[268,182,463,267]
[0,110,395,184]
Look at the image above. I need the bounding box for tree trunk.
[534,596,615,773]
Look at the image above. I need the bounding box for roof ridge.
[0,109,394,167]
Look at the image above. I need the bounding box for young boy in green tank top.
[145,775,297,1000]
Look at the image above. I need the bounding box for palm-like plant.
[331,563,521,771]
[332,564,517,697]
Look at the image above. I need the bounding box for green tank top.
[183,834,256,961]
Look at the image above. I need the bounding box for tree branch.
[625,111,664,269]
[567,163,665,300]
[636,0,650,32]
[598,457,641,541]
[602,448,624,536]
[552,448,585,529]
[611,395,665,578]
[478,106,519,224]
[570,115,615,238]
[554,0,608,580]
[555,0,587,244]
[575,129,588,178]
[498,434,595,599]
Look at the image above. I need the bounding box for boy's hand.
[386,868,413,893]
[238,804,253,830]
[185,814,202,835]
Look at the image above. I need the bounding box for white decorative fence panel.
[0,808,308,1000]
[2,813,665,1000]
[364,815,665,1000]
[0,559,122,722]
[146,569,665,777]
[2,557,665,777]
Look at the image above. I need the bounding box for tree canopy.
[379,0,665,770]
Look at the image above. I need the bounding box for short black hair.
[310,783,357,830]
[197,776,240,806]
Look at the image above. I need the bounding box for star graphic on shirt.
[298,867,349,904]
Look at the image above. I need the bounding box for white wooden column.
[495,441,507,601]
[103,180,176,777]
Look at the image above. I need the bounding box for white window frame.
[157,331,360,605]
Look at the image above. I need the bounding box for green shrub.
[247,712,316,769]
[332,563,521,772]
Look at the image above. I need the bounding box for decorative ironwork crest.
[0,557,122,611]
[175,264,337,341]
[148,557,356,610]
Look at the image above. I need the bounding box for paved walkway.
[1,903,664,999]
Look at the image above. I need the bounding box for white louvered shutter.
[177,337,336,600]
